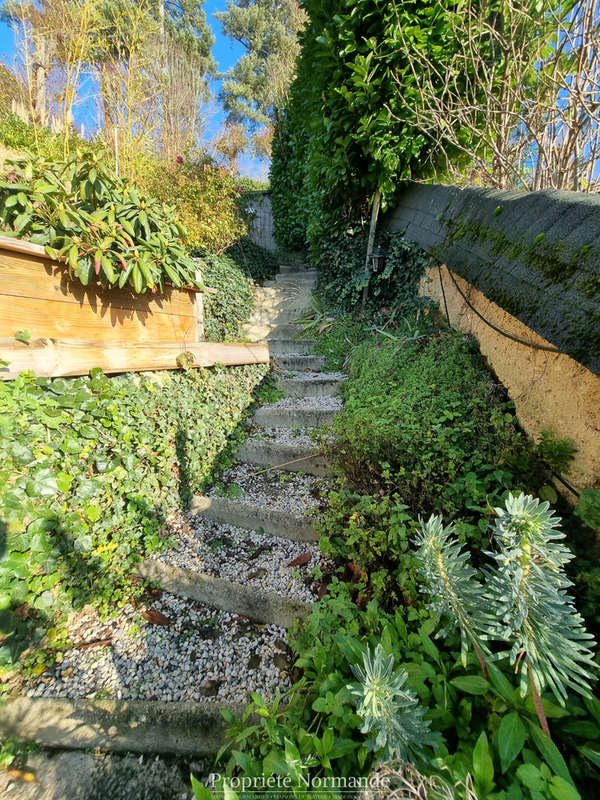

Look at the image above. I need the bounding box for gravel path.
[210,463,322,514]
[263,395,343,411]
[282,370,346,382]
[249,425,327,449]
[24,592,292,704]
[152,515,323,603]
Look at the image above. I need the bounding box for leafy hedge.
[316,227,430,317]
[140,155,247,255]
[199,253,254,341]
[270,0,466,254]
[0,363,267,677]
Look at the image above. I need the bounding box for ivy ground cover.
[0,363,268,685]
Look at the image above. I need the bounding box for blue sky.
[0,1,268,180]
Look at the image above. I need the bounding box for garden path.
[1,265,344,769]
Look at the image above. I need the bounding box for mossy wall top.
[382,185,600,375]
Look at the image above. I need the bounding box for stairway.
[1,264,344,762]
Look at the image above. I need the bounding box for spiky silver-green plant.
[414,515,491,671]
[348,644,433,761]
[485,492,597,713]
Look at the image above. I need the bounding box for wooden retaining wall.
[0,236,270,379]
[0,237,201,344]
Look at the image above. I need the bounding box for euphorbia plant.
[415,493,597,736]
[0,149,203,294]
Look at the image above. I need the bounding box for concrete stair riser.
[236,439,331,477]
[278,376,344,398]
[275,355,328,371]
[190,494,318,542]
[137,560,309,629]
[267,339,314,356]
[0,697,239,755]
[253,406,337,428]
[241,323,306,341]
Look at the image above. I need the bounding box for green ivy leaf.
[498,712,526,772]
[14,329,31,345]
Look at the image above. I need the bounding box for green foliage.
[348,643,433,760]
[270,0,465,253]
[211,581,598,798]
[327,330,556,542]
[215,0,305,127]
[0,363,267,674]
[301,311,366,372]
[0,113,91,162]
[417,496,598,710]
[140,155,247,255]
[414,515,491,668]
[315,228,431,317]
[575,489,600,531]
[225,236,279,284]
[199,253,254,341]
[0,149,200,293]
[486,493,597,705]
[271,104,307,251]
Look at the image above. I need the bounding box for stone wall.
[246,191,276,251]
[382,185,600,490]
[382,184,600,376]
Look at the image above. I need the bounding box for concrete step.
[236,437,331,476]
[279,265,314,274]
[252,404,338,428]
[0,749,191,799]
[275,354,328,371]
[0,696,237,755]
[278,373,345,398]
[138,560,309,629]
[246,309,306,326]
[190,494,318,542]
[241,322,305,340]
[268,338,314,356]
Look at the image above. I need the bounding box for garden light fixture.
[371,244,387,273]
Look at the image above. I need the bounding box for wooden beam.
[0,338,270,380]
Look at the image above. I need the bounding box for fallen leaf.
[231,615,247,622]
[72,638,113,650]
[8,769,37,783]
[315,581,329,600]
[286,552,311,568]
[200,679,222,697]
[248,568,267,579]
[142,609,172,626]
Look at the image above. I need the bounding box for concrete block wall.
[382,184,600,489]
[382,184,600,376]
[246,191,277,251]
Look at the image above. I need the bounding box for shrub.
[316,228,430,317]
[140,155,246,254]
[225,236,279,285]
[0,113,91,161]
[199,253,254,341]
[0,149,200,293]
[0,363,268,676]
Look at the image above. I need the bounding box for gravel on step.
[250,425,325,449]
[23,592,292,705]
[152,515,323,603]
[210,463,321,514]
[261,395,343,411]
[283,370,346,382]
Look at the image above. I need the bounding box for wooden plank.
[0,250,197,317]
[0,295,197,342]
[0,338,270,379]
[0,234,47,258]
